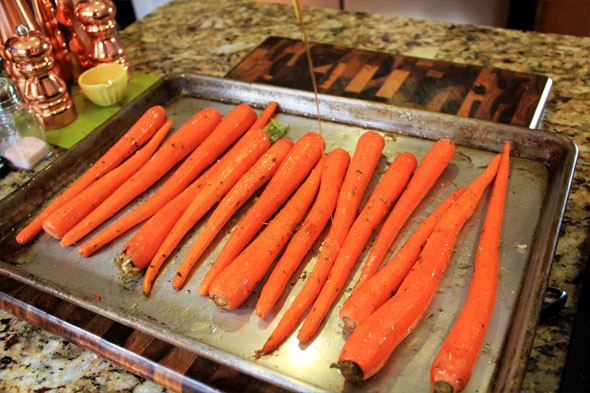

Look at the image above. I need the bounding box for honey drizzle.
[292,0,322,136]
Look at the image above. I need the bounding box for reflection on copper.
[75,0,131,78]
[4,25,77,129]
[30,0,73,82]
[55,0,93,71]
[0,0,70,90]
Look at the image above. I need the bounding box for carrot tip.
[331,361,363,383]
[433,381,455,393]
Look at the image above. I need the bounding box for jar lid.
[0,78,22,109]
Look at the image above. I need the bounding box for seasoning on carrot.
[198,132,325,296]
[333,152,502,382]
[208,154,327,309]
[354,138,456,292]
[141,129,271,296]
[172,137,295,291]
[297,151,417,343]
[116,121,290,282]
[60,107,221,247]
[42,120,173,240]
[77,104,255,257]
[15,105,167,245]
[430,142,510,393]
[339,187,466,330]
[255,131,384,358]
[255,148,349,318]
[115,166,212,281]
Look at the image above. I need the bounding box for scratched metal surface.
[0,74,577,393]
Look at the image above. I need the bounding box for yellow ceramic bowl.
[78,63,129,106]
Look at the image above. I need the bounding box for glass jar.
[0,77,51,170]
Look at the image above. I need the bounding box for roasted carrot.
[172,138,295,290]
[339,187,466,330]
[255,149,349,318]
[354,138,456,292]
[334,153,502,382]
[77,104,255,256]
[431,142,510,393]
[250,102,278,131]
[297,151,417,343]
[60,107,221,247]
[255,131,384,357]
[208,155,327,309]
[115,122,290,281]
[42,120,173,240]
[115,164,214,281]
[198,132,325,296]
[15,106,167,244]
[142,129,271,296]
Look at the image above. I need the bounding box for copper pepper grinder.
[75,0,131,78]
[4,24,77,130]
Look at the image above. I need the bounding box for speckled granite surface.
[1,0,589,391]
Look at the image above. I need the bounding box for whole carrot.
[142,129,271,296]
[354,138,456,291]
[198,132,325,296]
[431,142,510,393]
[15,105,167,244]
[297,151,417,343]
[208,155,327,309]
[60,107,221,247]
[42,120,173,240]
[255,148,349,318]
[339,187,466,330]
[172,137,294,291]
[334,153,502,382]
[255,131,384,357]
[77,104,255,256]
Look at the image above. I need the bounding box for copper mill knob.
[4,24,53,76]
[75,0,117,36]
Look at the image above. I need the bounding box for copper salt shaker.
[75,0,131,77]
[4,24,77,130]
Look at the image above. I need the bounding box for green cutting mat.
[45,72,160,149]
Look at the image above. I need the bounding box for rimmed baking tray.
[0,73,577,392]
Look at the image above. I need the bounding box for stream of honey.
[292,0,322,136]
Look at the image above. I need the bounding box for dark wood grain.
[226,36,551,127]
[0,276,290,393]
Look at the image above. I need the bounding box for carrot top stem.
[263,119,289,142]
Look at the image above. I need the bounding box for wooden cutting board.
[226,36,551,128]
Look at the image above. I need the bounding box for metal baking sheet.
[0,74,577,392]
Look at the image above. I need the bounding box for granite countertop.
[1,0,589,391]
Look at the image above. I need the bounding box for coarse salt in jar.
[0,77,51,170]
